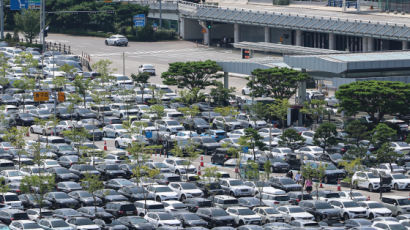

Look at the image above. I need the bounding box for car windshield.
[175,160,188,166]
[312,147,323,151]
[211,209,227,216]
[113,124,123,129]
[158,213,174,220]
[51,220,70,227]
[7,171,22,177]
[129,217,147,224]
[166,120,180,126]
[117,76,129,81]
[54,193,70,199]
[289,207,304,213]
[237,209,255,215]
[202,138,216,143]
[398,199,410,206]
[229,180,244,186]
[368,203,384,208]
[326,164,337,170]
[224,117,235,122]
[105,165,120,170]
[180,183,197,189]
[367,173,378,179]
[396,142,410,147]
[315,202,333,209]
[264,208,279,214]
[389,224,407,230]
[76,218,94,225]
[156,186,172,192]
[393,174,407,179]
[59,145,74,151]
[23,223,41,229]
[279,178,295,185]
[194,118,207,125]
[153,162,167,168]
[330,153,343,160]
[343,201,359,208]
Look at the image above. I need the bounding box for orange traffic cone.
[197,166,201,176]
[104,141,107,151]
[200,156,204,167]
[337,179,341,191]
[367,196,370,201]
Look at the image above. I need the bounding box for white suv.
[328,198,367,220]
[162,158,196,175]
[226,206,262,226]
[352,171,385,192]
[168,182,203,201]
[105,34,128,46]
[147,185,178,202]
[219,178,254,197]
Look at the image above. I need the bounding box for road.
[46,34,276,94]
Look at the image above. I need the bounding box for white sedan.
[391,173,410,190]
[103,124,128,138]
[105,34,128,46]
[277,206,314,223]
[358,201,392,219]
[114,133,148,149]
[144,212,181,228]
[30,121,61,135]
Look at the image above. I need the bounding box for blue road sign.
[11,0,40,10]
[145,131,152,139]
[133,14,146,27]
[242,146,249,153]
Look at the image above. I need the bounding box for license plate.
[126,211,133,215]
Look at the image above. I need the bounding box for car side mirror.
[395,203,398,206]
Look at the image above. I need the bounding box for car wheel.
[180,194,186,201]
[115,141,120,148]
[30,127,34,133]
[343,213,349,220]
[265,219,270,224]
[114,41,117,46]
[115,133,119,138]
[369,184,374,192]
[324,176,329,184]
[270,166,275,173]
[238,220,244,226]
[211,158,215,164]
[42,130,46,136]
[230,191,235,197]
[175,170,180,175]
[105,40,108,45]
[353,181,359,189]
[125,43,128,46]
[395,183,400,190]
[156,196,161,202]
[369,213,374,219]
[242,90,246,95]
[397,211,402,216]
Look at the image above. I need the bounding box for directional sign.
[57,92,65,102]
[133,14,146,27]
[11,0,40,10]
[33,92,49,102]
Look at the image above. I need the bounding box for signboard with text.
[133,14,146,27]
[11,0,40,10]
[33,92,49,102]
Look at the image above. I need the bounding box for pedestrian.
[294,171,301,184]
[305,179,313,194]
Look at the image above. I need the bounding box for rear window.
[0,162,14,167]
[13,213,29,220]
[222,199,238,205]
[274,196,290,201]
[120,204,136,211]
[147,204,164,209]
[167,176,181,182]
[199,201,212,207]
[50,139,65,144]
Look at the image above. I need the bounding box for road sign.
[33,92,49,102]
[201,28,207,34]
[57,92,65,102]
[133,14,145,27]
[11,0,40,10]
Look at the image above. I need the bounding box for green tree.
[177,88,206,105]
[4,127,27,169]
[210,82,236,106]
[239,128,265,161]
[0,178,8,203]
[301,162,326,199]
[279,129,306,151]
[339,158,364,193]
[313,122,338,154]
[268,99,289,130]
[131,72,151,104]
[149,104,165,120]
[263,160,271,181]
[335,80,410,123]
[375,143,403,173]
[371,123,397,149]
[343,120,370,160]
[247,67,310,99]
[73,75,91,108]
[0,53,10,80]
[14,9,40,43]
[161,60,222,98]
[20,175,55,218]
[81,173,104,214]
[300,99,328,125]
[244,161,259,181]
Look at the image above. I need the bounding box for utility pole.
[0,0,4,40]
[122,52,125,76]
[159,0,162,28]
[40,0,46,53]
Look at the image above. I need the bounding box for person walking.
[294,171,301,184]
[305,179,313,194]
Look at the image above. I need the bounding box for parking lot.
[0,36,409,230]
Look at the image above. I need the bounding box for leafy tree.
[343,120,370,160]
[264,160,271,181]
[20,175,55,218]
[161,60,222,98]
[313,122,338,154]
[14,9,40,43]
[4,127,27,169]
[239,128,265,161]
[0,53,10,87]
[244,161,259,181]
[73,75,91,108]
[300,99,328,125]
[375,143,403,172]
[247,67,310,99]
[279,129,306,151]
[177,88,206,105]
[210,82,236,106]
[131,72,151,104]
[339,158,364,193]
[149,104,165,120]
[59,64,77,83]
[0,178,8,202]
[268,99,289,130]
[371,123,397,149]
[202,166,221,183]
[335,80,410,123]
[12,77,35,112]
[301,162,326,199]
[81,173,104,214]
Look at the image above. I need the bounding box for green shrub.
[5,33,12,41]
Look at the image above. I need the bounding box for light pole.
[159,0,162,28]
[0,0,4,40]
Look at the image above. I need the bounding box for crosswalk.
[91,47,217,57]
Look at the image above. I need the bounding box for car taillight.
[296,199,300,203]
[118,210,124,214]
[274,201,279,204]
[10,218,14,221]
[16,190,20,193]
[166,182,169,185]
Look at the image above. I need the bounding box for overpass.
[125,0,410,52]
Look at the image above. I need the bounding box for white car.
[270,147,293,158]
[219,178,254,197]
[155,119,184,134]
[43,159,61,169]
[110,103,140,119]
[162,158,197,175]
[241,87,252,95]
[10,220,43,230]
[338,191,367,201]
[102,124,128,138]
[390,173,410,190]
[168,182,203,201]
[277,205,314,223]
[328,198,368,220]
[56,120,76,132]
[244,181,286,196]
[227,129,246,138]
[352,171,385,192]
[43,64,66,77]
[162,200,188,212]
[105,34,128,46]
[258,127,282,137]
[138,64,155,75]
[114,133,148,149]
[27,208,52,221]
[66,217,100,230]
[295,146,324,157]
[144,212,182,228]
[112,74,134,86]
[300,131,315,145]
[373,163,406,175]
[147,185,178,202]
[391,142,410,154]
[0,170,24,183]
[30,121,59,135]
[372,221,407,230]
[253,206,285,223]
[358,201,392,219]
[226,206,262,225]
[235,114,267,129]
[0,192,23,209]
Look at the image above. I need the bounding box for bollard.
[200,156,204,167]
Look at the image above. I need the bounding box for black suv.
[196,208,234,228]
[95,164,127,180]
[211,148,232,165]
[183,198,213,212]
[299,200,341,222]
[105,201,137,217]
[195,181,224,197]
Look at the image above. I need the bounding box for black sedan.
[68,190,103,207]
[44,192,79,209]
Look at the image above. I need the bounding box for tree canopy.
[14,10,40,43]
[247,67,310,99]
[336,80,410,123]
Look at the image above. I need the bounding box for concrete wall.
[180,18,203,40]
[239,25,264,42]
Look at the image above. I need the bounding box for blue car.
[201,129,227,142]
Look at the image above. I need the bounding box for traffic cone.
[367,196,370,201]
[104,141,107,151]
[197,166,201,176]
[320,182,323,188]
[200,156,204,167]
[337,179,341,191]
[26,130,29,137]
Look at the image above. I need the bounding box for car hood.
[372,208,392,214]
[133,223,154,230]
[290,212,314,218]
[57,198,77,203]
[394,179,410,183]
[232,185,253,191]
[317,208,340,214]
[213,215,234,221]
[345,207,366,212]
[157,191,178,197]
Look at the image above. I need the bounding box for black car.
[183,117,210,134]
[117,216,155,230]
[74,108,97,120]
[48,167,79,182]
[269,177,302,192]
[95,189,128,203]
[211,148,232,165]
[183,198,213,213]
[56,107,73,120]
[314,190,341,201]
[287,192,313,205]
[78,206,114,221]
[119,164,138,179]
[154,173,181,185]
[80,124,103,141]
[0,209,29,225]
[257,156,290,173]
[12,113,35,126]
[93,218,129,230]
[191,136,221,155]
[96,164,127,180]
[18,194,52,208]
[105,178,135,190]
[174,212,208,228]
[195,181,224,197]
[102,116,122,126]
[299,200,341,222]
[68,190,103,206]
[69,164,100,178]
[304,160,345,184]
[196,208,234,228]
[53,208,83,220]
[44,192,79,209]
[105,201,137,217]
[118,186,154,201]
